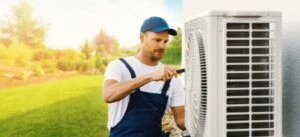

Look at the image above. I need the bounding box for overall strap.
[119,58,140,92]
[161,79,171,95]
[119,58,136,78]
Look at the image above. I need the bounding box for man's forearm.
[103,74,153,103]
[171,106,186,130]
[176,117,186,130]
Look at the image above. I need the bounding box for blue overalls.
[109,58,171,137]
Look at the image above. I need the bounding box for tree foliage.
[168,27,182,47]
[93,29,119,56]
[0,1,46,48]
[81,39,93,59]
[161,27,182,65]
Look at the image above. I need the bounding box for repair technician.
[103,16,186,137]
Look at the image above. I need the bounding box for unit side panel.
[185,16,219,137]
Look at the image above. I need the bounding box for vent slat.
[227,131,249,137]
[225,22,276,136]
[227,115,249,121]
[252,40,269,46]
[227,123,249,129]
[252,23,270,29]
[252,130,274,136]
[252,114,274,120]
[227,40,250,46]
[227,23,249,29]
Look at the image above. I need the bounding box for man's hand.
[103,66,179,103]
[150,65,178,81]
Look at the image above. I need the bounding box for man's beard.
[150,51,164,61]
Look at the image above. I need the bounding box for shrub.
[32,49,55,61]
[57,57,76,71]
[76,59,95,73]
[41,59,57,73]
[12,41,33,66]
[33,64,44,76]
[0,42,33,66]
[0,44,15,64]
[94,55,102,69]
[15,71,32,80]
[93,55,114,73]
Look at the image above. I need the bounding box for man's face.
[140,31,169,61]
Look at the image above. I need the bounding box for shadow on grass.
[0,90,108,137]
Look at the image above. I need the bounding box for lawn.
[0,75,108,137]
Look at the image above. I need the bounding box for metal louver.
[185,31,207,137]
[226,22,276,137]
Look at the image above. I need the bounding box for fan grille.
[185,31,207,137]
[225,22,276,137]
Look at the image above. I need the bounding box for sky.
[0,0,182,50]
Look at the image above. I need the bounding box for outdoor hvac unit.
[184,11,282,137]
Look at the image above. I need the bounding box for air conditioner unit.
[184,11,282,137]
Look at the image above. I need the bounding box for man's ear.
[140,32,145,42]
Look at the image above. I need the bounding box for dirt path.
[0,71,79,89]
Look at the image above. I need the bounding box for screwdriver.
[176,68,185,74]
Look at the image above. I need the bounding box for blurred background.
[0,0,183,136]
[184,0,300,137]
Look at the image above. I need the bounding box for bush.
[93,55,113,73]
[46,67,57,74]
[0,42,33,66]
[13,42,33,66]
[33,49,55,61]
[15,71,32,80]
[41,59,57,73]
[94,55,102,69]
[74,58,83,71]
[0,44,15,65]
[76,59,95,73]
[33,64,44,76]
[116,48,136,57]
[57,57,76,71]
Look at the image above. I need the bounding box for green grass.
[0,75,108,137]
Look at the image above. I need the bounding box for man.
[103,16,185,137]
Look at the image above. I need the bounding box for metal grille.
[195,31,208,132]
[185,31,207,137]
[225,22,275,137]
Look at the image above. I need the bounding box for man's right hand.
[103,65,178,103]
[150,65,178,81]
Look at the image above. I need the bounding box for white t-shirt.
[104,56,185,130]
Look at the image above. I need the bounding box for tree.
[81,39,93,59]
[0,1,47,48]
[93,29,119,56]
[161,27,182,65]
[168,27,182,47]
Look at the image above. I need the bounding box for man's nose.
[158,41,166,48]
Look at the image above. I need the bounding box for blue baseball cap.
[140,16,177,36]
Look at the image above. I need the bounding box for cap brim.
[152,27,177,36]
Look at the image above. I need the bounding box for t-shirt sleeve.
[104,60,122,82]
[170,77,185,107]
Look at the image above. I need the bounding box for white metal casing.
[184,11,282,137]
